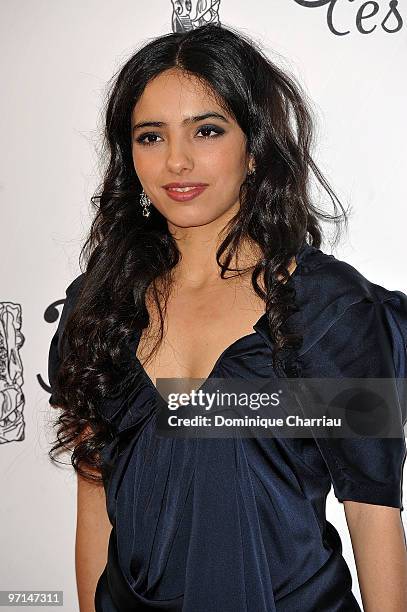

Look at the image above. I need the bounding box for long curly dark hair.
[48,23,348,483]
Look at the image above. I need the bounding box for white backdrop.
[1,1,406,610]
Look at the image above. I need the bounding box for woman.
[48,23,407,612]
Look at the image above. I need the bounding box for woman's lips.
[164,185,207,202]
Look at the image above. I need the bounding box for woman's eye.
[196,125,225,139]
[135,133,163,146]
[135,125,224,146]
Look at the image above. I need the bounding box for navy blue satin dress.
[48,244,407,611]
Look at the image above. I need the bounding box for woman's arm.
[76,466,112,612]
[344,500,407,611]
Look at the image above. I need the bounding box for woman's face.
[131,68,253,228]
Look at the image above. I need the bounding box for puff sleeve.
[300,298,407,509]
[48,274,85,404]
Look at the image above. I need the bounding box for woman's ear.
[248,157,256,174]
[248,156,256,174]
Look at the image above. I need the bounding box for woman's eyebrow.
[132,112,230,132]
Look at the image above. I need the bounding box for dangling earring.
[140,189,152,217]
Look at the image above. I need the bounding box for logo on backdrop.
[293,0,403,35]
[171,0,221,32]
[39,297,65,398]
[0,301,25,443]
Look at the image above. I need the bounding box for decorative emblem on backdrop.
[0,302,25,443]
[171,0,221,32]
[37,296,66,401]
[293,0,403,35]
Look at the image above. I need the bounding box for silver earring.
[140,189,152,217]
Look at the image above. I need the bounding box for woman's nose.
[165,140,194,173]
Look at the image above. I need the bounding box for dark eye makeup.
[134,124,225,146]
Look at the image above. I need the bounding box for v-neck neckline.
[131,243,311,398]
[135,320,265,399]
